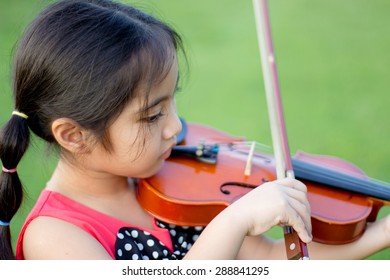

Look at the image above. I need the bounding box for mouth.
[161,142,176,160]
[161,148,172,160]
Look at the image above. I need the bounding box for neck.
[46,158,131,199]
[46,158,156,229]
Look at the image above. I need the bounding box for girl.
[0,0,389,260]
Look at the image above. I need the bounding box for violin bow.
[252,0,310,260]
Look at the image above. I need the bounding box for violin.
[139,0,390,260]
[137,120,390,245]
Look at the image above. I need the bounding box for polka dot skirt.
[115,221,204,260]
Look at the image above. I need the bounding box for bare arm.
[236,214,390,260]
[184,178,312,259]
[307,216,390,259]
[23,216,112,260]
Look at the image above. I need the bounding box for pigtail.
[0,113,30,260]
[0,0,185,259]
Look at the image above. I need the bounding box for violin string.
[209,140,390,189]
[367,177,390,187]
[310,163,390,197]
[216,141,272,153]
[296,158,390,188]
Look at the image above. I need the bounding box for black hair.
[0,0,184,259]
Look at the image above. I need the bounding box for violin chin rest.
[176,117,187,145]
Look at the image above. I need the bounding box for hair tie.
[0,220,10,226]
[2,166,17,173]
[12,110,29,119]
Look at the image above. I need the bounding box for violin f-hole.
[220,182,257,195]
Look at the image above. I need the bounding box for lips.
[161,148,172,160]
[161,143,176,160]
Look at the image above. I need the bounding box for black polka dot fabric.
[115,221,204,260]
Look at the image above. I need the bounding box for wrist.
[185,205,248,259]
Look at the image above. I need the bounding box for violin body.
[138,122,389,245]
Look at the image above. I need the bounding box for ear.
[51,118,93,154]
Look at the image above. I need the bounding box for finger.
[282,203,312,243]
[283,186,311,212]
[287,196,312,236]
[274,178,307,193]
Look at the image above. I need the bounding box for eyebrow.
[138,74,180,114]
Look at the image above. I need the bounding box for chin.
[139,161,165,179]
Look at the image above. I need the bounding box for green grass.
[1,0,390,259]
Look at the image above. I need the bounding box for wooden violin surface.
[138,123,389,245]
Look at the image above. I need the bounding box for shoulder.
[22,216,112,259]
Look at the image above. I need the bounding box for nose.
[163,108,182,141]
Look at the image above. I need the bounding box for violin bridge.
[244,141,256,176]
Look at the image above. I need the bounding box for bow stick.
[252,0,310,260]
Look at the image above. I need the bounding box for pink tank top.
[16,190,173,259]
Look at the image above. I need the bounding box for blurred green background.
[1,0,389,259]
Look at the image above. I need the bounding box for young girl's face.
[85,59,181,179]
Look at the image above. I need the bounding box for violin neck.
[292,158,390,202]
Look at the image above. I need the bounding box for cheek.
[134,138,164,172]
[108,124,164,176]
[115,129,157,163]
[111,125,140,156]
[124,147,163,178]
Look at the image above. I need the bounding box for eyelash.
[145,112,165,123]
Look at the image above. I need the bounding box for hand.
[226,178,312,243]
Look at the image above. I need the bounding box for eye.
[146,112,164,123]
